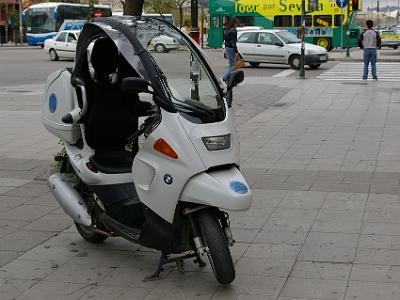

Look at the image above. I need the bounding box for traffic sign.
[336,0,347,8]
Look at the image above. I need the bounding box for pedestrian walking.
[358,20,381,81]
[223,18,239,83]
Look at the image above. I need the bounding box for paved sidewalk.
[1,73,400,299]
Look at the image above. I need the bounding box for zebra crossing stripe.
[317,63,400,81]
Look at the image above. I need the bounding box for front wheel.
[49,49,59,61]
[309,64,321,69]
[197,209,235,285]
[289,55,301,69]
[249,62,260,67]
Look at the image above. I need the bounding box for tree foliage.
[124,0,145,16]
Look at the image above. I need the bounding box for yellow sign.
[234,0,347,17]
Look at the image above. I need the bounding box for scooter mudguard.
[180,166,252,210]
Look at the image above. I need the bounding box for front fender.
[180,166,252,211]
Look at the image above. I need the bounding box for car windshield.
[276,31,300,44]
[126,18,225,123]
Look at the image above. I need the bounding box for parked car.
[377,30,400,49]
[149,35,180,53]
[44,30,80,61]
[237,29,328,69]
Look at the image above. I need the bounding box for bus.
[25,3,112,46]
[112,12,174,25]
[208,0,362,50]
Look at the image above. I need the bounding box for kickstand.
[194,254,207,268]
[143,252,167,282]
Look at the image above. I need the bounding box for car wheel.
[40,44,44,49]
[309,64,321,69]
[154,43,166,53]
[393,45,398,49]
[49,49,59,61]
[314,37,333,51]
[249,62,260,67]
[289,55,301,69]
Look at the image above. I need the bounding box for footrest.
[99,212,141,242]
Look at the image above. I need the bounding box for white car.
[149,35,180,53]
[44,30,80,61]
[237,29,328,69]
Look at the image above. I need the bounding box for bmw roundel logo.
[164,174,173,185]
[49,93,57,113]
[229,181,248,194]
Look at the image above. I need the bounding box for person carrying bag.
[223,18,240,83]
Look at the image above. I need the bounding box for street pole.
[346,1,350,57]
[341,7,344,52]
[18,0,23,45]
[299,0,306,78]
[377,1,379,27]
[190,0,199,44]
[397,0,399,27]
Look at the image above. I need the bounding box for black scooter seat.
[89,150,133,174]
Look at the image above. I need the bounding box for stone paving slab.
[2,74,400,299]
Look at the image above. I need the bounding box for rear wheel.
[249,62,260,67]
[197,209,235,285]
[393,45,398,49]
[314,37,333,51]
[289,55,301,69]
[75,222,108,244]
[154,43,166,53]
[309,64,321,69]
[49,49,59,61]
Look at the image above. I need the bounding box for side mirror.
[122,77,153,94]
[227,70,244,91]
[274,42,284,47]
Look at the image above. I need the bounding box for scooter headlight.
[201,134,231,151]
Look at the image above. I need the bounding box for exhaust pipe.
[47,173,92,226]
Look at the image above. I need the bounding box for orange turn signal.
[153,138,178,159]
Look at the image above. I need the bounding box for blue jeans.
[223,47,235,82]
[363,48,377,80]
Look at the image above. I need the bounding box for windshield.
[126,19,225,123]
[276,31,300,44]
[26,7,56,33]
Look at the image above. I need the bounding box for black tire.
[393,45,398,49]
[49,49,59,61]
[40,44,44,49]
[309,64,321,70]
[314,37,333,51]
[75,222,108,244]
[249,62,260,67]
[197,209,235,285]
[289,55,301,69]
[154,43,166,53]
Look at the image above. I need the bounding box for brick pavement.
[1,68,400,299]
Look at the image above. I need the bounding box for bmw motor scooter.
[42,16,251,284]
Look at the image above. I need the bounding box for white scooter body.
[133,106,251,223]
[43,15,252,285]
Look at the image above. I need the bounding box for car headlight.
[202,134,231,151]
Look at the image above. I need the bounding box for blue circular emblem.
[49,93,57,113]
[229,181,248,194]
